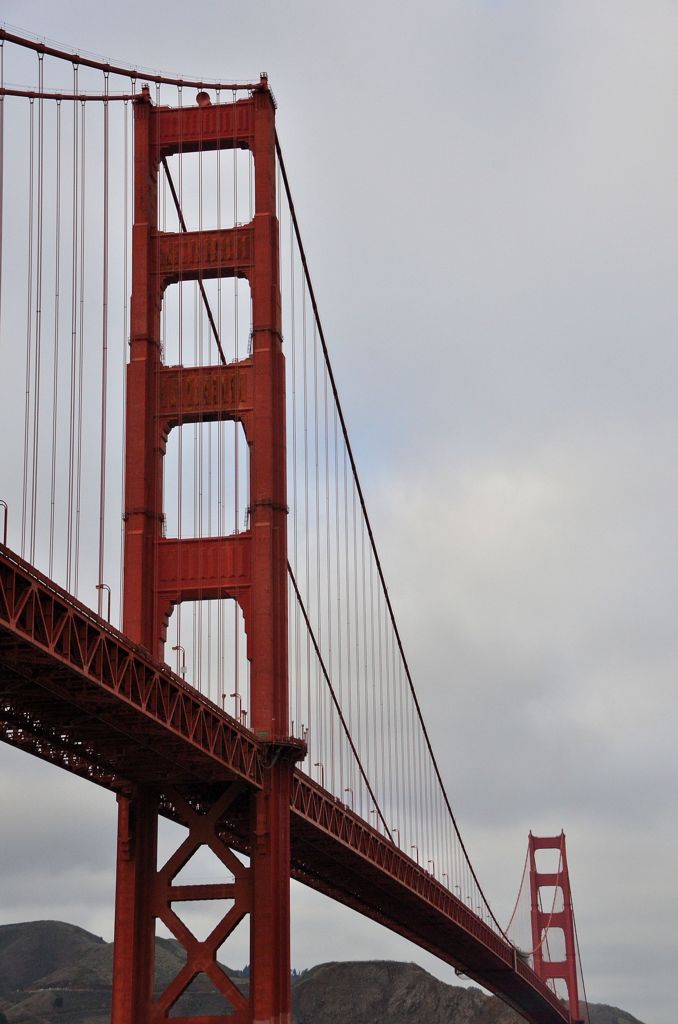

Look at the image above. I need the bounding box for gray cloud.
[1,3,676,1023]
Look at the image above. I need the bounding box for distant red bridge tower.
[529,833,583,1022]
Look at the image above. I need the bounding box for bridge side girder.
[0,573,569,1024]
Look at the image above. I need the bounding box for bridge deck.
[0,545,568,1024]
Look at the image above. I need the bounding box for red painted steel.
[0,545,261,788]
[0,58,582,1024]
[157,360,254,432]
[115,79,295,1024]
[529,832,582,1022]
[289,774,569,1024]
[150,786,252,1024]
[0,544,569,1024]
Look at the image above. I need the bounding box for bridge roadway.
[0,544,568,1024]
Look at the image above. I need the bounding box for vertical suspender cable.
[313,320,323,772]
[216,90,223,703]
[351,481,359,811]
[334,404,343,788]
[74,98,86,594]
[119,97,130,626]
[245,113,254,714]
[344,444,352,797]
[360,514,368,785]
[302,277,311,756]
[193,114,200,681]
[232,89,240,711]
[176,84,183,675]
[196,105,204,692]
[0,41,4,375]
[289,208,301,734]
[98,73,110,615]
[48,99,62,577]
[277,135,509,934]
[287,562,392,838]
[370,568,377,811]
[29,54,44,563]
[377,578,385,818]
[66,65,79,589]
[324,362,334,788]
[21,98,35,557]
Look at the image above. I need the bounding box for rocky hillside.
[0,921,644,1024]
[292,961,645,1024]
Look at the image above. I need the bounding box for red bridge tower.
[529,832,584,1023]
[112,80,297,1024]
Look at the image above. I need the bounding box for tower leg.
[111,778,296,1024]
[250,761,293,1024]
[111,789,159,1024]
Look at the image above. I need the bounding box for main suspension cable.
[275,132,509,938]
[161,145,393,838]
[288,559,393,841]
[161,156,227,366]
[0,27,263,92]
[1,52,513,937]
[0,86,136,101]
[573,904,591,1021]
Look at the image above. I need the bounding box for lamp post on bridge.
[96,582,111,622]
[0,499,8,546]
[230,691,244,722]
[171,644,186,679]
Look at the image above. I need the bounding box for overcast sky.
[1,3,677,1023]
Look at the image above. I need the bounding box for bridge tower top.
[123,80,288,739]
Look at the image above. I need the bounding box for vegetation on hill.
[0,921,645,1024]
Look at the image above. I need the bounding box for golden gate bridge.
[0,28,588,1024]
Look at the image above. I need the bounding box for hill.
[0,922,105,993]
[0,921,644,1024]
[292,961,644,1024]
